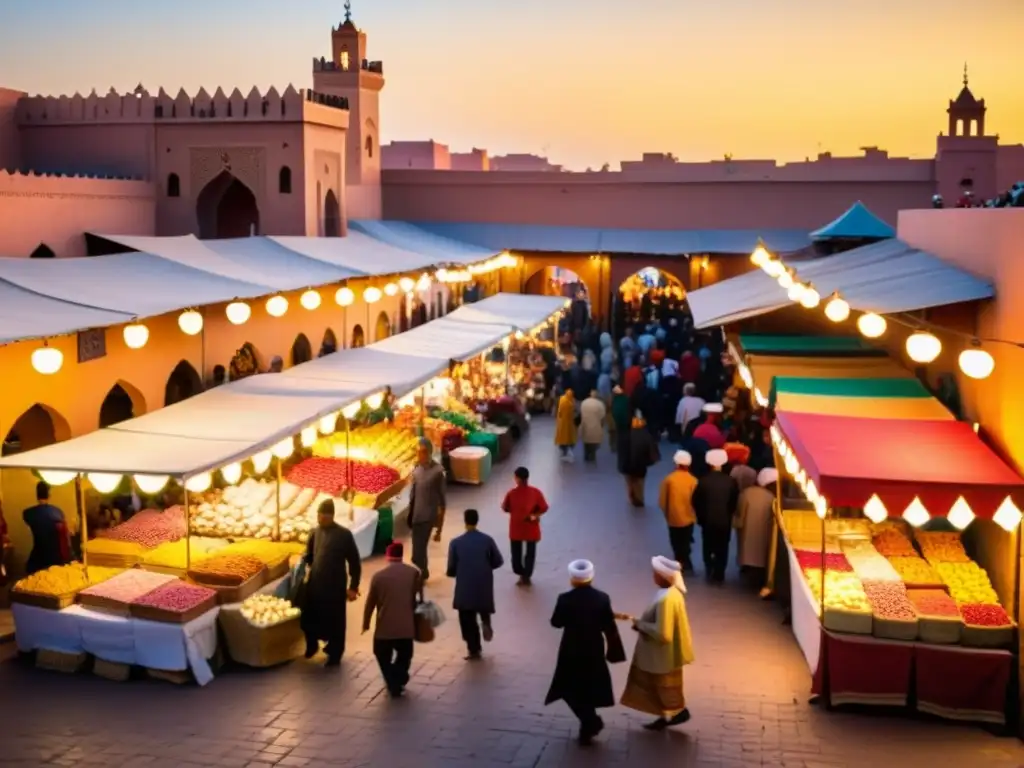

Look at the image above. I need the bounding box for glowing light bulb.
[777,271,794,290]
[857,312,887,338]
[300,290,322,310]
[271,437,294,459]
[178,310,204,336]
[251,450,272,474]
[814,496,828,519]
[134,474,169,494]
[300,426,317,448]
[863,494,888,523]
[763,259,785,278]
[787,282,805,302]
[38,470,76,486]
[366,392,384,410]
[363,286,382,304]
[417,274,431,291]
[220,462,242,485]
[906,331,941,364]
[902,497,930,527]
[226,302,251,325]
[266,295,289,317]
[824,293,850,323]
[799,288,820,309]
[384,282,399,297]
[993,497,1023,531]
[88,472,122,494]
[750,245,770,267]
[185,472,212,493]
[947,497,975,530]
[32,345,63,375]
[335,287,355,307]
[958,348,994,380]
[399,277,415,293]
[123,323,149,349]
[319,412,338,434]
[342,402,361,420]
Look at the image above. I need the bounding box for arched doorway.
[291,333,313,366]
[524,266,590,301]
[616,266,687,340]
[196,171,260,239]
[319,328,338,357]
[165,360,204,406]
[351,324,365,348]
[375,311,391,341]
[229,343,262,381]
[324,190,341,237]
[99,382,145,428]
[3,404,71,456]
[399,294,411,332]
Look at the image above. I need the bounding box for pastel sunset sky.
[3,0,1021,170]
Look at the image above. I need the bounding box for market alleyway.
[2,419,1024,768]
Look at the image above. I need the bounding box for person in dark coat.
[23,481,71,576]
[545,559,627,746]
[302,499,362,666]
[446,509,505,660]
[623,412,659,507]
[692,449,740,584]
[612,387,632,466]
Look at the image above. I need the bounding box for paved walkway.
[3,419,1024,767]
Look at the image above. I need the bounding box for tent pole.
[275,459,282,541]
[76,475,88,573]
[762,444,783,599]
[184,484,191,572]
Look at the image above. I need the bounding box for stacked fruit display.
[960,603,1012,627]
[218,539,295,566]
[140,537,230,571]
[872,528,917,557]
[803,568,871,613]
[188,553,265,586]
[841,540,901,582]
[240,594,301,628]
[887,556,943,588]
[862,580,917,624]
[131,581,218,618]
[916,532,970,563]
[312,423,419,478]
[189,479,317,543]
[14,563,123,597]
[794,550,852,572]
[396,408,466,452]
[934,561,1000,605]
[97,506,187,549]
[907,588,960,617]
[79,569,178,609]
[287,457,399,497]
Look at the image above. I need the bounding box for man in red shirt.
[623,360,644,397]
[501,466,549,586]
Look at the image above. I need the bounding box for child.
[501,467,549,586]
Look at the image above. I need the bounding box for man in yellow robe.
[620,555,695,730]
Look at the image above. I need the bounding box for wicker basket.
[917,615,963,644]
[93,658,131,681]
[146,667,192,685]
[872,615,918,641]
[36,649,87,673]
[10,589,77,610]
[186,564,266,589]
[961,622,1015,649]
[188,571,266,605]
[129,593,218,624]
[823,607,873,635]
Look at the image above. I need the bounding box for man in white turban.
[620,555,695,730]
[545,560,626,746]
[735,467,778,573]
[658,451,698,572]
[693,448,739,583]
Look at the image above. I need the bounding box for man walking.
[658,451,698,573]
[693,449,739,583]
[446,509,504,660]
[363,542,421,697]
[301,499,362,667]
[501,467,549,586]
[408,437,446,580]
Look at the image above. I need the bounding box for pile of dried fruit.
[14,563,123,596]
[795,550,852,572]
[98,506,186,549]
[862,580,917,621]
[188,553,265,586]
[960,603,1012,627]
[79,569,178,604]
[907,588,960,618]
[916,532,970,563]
[934,561,1000,605]
[872,529,916,557]
[133,581,217,614]
[887,556,942,587]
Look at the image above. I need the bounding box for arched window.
[279,166,292,194]
[365,135,374,158]
[167,173,180,197]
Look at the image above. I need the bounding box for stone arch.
[166,173,181,197]
[291,333,313,366]
[165,360,204,406]
[324,189,341,237]
[375,311,391,341]
[524,265,591,300]
[196,170,259,239]
[278,166,292,194]
[319,328,338,357]
[99,380,146,428]
[351,324,365,349]
[617,265,686,295]
[2,403,71,456]
[29,243,56,258]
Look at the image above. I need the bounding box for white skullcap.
[757,468,779,487]
[706,448,729,468]
[673,450,692,466]
[651,555,686,593]
[568,559,594,583]
[702,402,724,414]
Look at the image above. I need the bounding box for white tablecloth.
[785,539,822,673]
[12,603,220,686]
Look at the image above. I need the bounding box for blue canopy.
[810,201,895,241]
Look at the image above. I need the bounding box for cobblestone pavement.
[3,419,1024,767]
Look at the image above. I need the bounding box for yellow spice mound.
[83,538,144,556]
[141,537,230,569]
[220,539,293,565]
[15,563,124,596]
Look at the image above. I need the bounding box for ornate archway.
[324,189,341,238]
[291,333,313,366]
[196,171,260,239]
[319,328,338,357]
[351,324,365,348]
[165,360,204,406]
[99,381,146,428]
[3,404,71,456]
[524,266,591,300]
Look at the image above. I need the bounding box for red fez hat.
[386,541,404,561]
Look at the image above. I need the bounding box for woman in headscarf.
[735,468,778,573]
[555,388,578,463]
[620,555,694,730]
[623,412,658,507]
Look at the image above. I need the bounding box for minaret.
[313,3,385,218]
[935,64,998,204]
[946,64,987,137]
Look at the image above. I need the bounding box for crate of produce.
[219,595,305,668]
[823,607,873,635]
[915,531,970,563]
[959,604,1016,648]
[77,570,179,616]
[907,589,963,644]
[140,537,232,576]
[872,615,918,641]
[11,563,125,609]
[863,581,918,640]
[448,446,492,485]
[93,658,131,682]
[917,615,963,644]
[36,649,87,674]
[130,582,219,624]
[887,557,945,589]
[187,553,266,588]
[10,589,78,610]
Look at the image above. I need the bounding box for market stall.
[736,333,883,358]
[769,377,955,421]
[769,410,1024,725]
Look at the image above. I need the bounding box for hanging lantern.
[799,287,821,309]
[384,282,399,297]
[220,462,242,485]
[300,289,322,311]
[123,323,149,350]
[300,426,317,448]
[902,497,930,527]
[857,312,887,339]
[87,472,122,494]
[342,401,361,420]
[366,392,384,410]
[185,472,212,493]
[335,286,355,307]
[862,494,888,523]
[251,450,272,474]
[763,259,785,278]
[38,470,76,486]
[266,295,289,317]
[947,496,975,530]
[417,274,431,291]
[363,286,383,304]
[271,437,294,459]
[319,411,339,434]
[777,271,794,290]
[178,310,204,336]
[814,495,828,519]
[750,245,770,267]
[398,277,415,293]
[134,474,169,494]
[31,344,63,375]
[958,347,994,380]
[435,268,449,283]
[824,293,850,323]
[226,301,251,325]
[993,497,1023,531]
[906,331,941,364]
[786,282,805,302]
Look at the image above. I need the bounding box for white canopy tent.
[349,220,500,263]
[687,239,995,329]
[372,317,512,361]
[271,232,459,275]
[0,280,136,344]
[279,346,449,397]
[446,293,569,331]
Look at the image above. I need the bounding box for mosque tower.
[313,2,385,218]
[935,65,998,204]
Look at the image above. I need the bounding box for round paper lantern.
[220,462,242,485]
[31,345,63,375]
[750,246,769,267]
[763,259,785,278]
[300,426,317,448]
[906,331,941,364]
[226,301,251,325]
[134,474,169,494]
[384,282,399,297]
[266,295,289,317]
[399,277,415,293]
[251,450,272,474]
[366,392,384,410]
[363,286,382,304]
[786,283,805,302]
[319,412,338,434]
[88,472,122,494]
[178,310,204,336]
[799,288,821,309]
[958,347,994,380]
[272,437,294,459]
[857,312,887,338]
[123,323,149,350]
[416,275,431,291]
[185,472,212,493]
[335,287,355,307]
[824,293,850,323]
[38,470,76,486]
[300,290,322,310]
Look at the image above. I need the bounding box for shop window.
[279,166,292,194]
[167,173,180,197]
